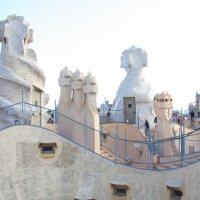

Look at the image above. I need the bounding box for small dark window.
[74,198,95,200]
[113,187,127,197]
[128,103,132,108]
[174,190,182,197]
[42,146,54,153]
[4,37,6,44]
[35,100,38,106]
[169,188,182,199]
[39,143,57,155]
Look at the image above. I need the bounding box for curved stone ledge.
[0,125,199,200]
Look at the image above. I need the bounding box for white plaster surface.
[112,45,154,125]
[0,125,200,200]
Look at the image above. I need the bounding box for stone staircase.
[100,146,115,161]
[157,162,182,170]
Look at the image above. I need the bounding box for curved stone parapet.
[1,125,200,199]
[58,67,100,153]
[0,15,49,129]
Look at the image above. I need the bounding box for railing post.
[40,103,42,127]
[54,100,57,132]
[181,120,186,166]
[172,117,175,136]
[179,126,181,155]
[100,124,103,146]
[84,113,88,149]
[115,125,119,163]
[137,109,140,129]
[148,130,154,170]
[21,90,24,124]
[123,129,127,161]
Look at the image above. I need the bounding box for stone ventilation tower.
[58,67,100,153]
[83,72,100,153]
[153,92,173,156]
[58,67,73,136]
[0,14,48,129]
[112,45,154,125]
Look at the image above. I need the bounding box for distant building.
[188,92,200,118]
[100,99,112,114]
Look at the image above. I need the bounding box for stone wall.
[0,125,199,200]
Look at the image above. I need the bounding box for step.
[100,146,118,161]
[157,164,171,169]
[157,165,170,170]
[100,149,107,154]
[170,162,182,167]
[109,156,115,160]
[101,153,111,157]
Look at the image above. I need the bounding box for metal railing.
[99,109,145,130]
[1,101,200,171]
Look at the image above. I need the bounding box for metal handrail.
[1,101,200,171]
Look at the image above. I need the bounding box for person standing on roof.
[145,119,150,136]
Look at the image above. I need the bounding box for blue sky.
[1,0,200,110]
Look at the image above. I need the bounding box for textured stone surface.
[153,92,173,155]
[58,67,100,153]
[112,45,154,125]
[0,15,48,129]
[0,125,200,200]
